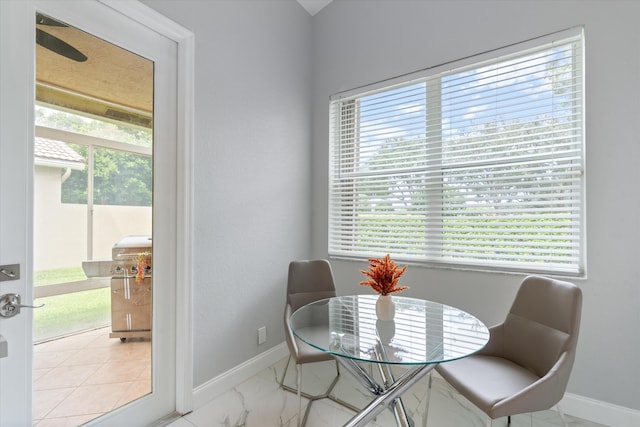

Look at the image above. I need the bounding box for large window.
[329,29,584,276]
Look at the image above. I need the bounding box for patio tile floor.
[33,327,151,426]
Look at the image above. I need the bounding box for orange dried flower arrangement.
[359,254,409,295]
[136,252,151,284]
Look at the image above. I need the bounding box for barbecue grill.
[82,235,152,341]
[110,235,152,341]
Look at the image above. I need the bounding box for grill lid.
[112,235,152,260]
[83,235,152,277]
[113,235,152,250]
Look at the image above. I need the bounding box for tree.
[36,106,152,206]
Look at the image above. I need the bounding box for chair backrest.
[502,276,582,379]
[286,259,337,312]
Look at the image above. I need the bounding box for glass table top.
[290,295,489,365]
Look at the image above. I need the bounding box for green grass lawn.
[34,267,110,342]
[35,267,87,286]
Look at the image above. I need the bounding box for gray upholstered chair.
[279,259,340,427]
[434,276,582,427]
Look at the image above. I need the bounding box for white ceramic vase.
[375,294,395,320]
[376,319,396,344]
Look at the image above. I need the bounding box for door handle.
[0,264,20,282]
[0,293,44,318]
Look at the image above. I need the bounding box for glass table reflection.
[290,295,489,427]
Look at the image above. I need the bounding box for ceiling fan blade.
[36,29,87,62]
[36,13,67,27]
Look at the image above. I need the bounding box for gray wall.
[143,0,313,387]
[146,0,640,413]
[311,0,640,411]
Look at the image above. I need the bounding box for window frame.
[328,27,585,277]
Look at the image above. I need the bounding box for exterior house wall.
[34,165,86,271]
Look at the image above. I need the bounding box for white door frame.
[0,0,194,423]
[102,1,195,415]
[99,0,195,416]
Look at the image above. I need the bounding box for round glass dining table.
[290,294,489,427]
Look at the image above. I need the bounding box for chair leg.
[557,404,569,427]
[297,364,302,427]
[279,355,292,388]
[280,356,349,425]
[486,418,492,427]
[422,372,432,427]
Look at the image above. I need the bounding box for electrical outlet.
[258,326,267,345]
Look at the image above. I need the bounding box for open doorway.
[33,12,154,424]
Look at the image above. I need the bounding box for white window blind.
[329,29,585,276]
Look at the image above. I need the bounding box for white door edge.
[0,0,36,423]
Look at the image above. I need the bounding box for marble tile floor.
[33,327,151,426]
[169,357,607,427]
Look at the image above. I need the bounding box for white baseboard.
[191,343,289,411]
[191,344,640,427]
[561,392,640,427]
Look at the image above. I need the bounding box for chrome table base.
[334,343,436,427]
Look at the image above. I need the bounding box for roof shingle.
[35,137,85,166]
